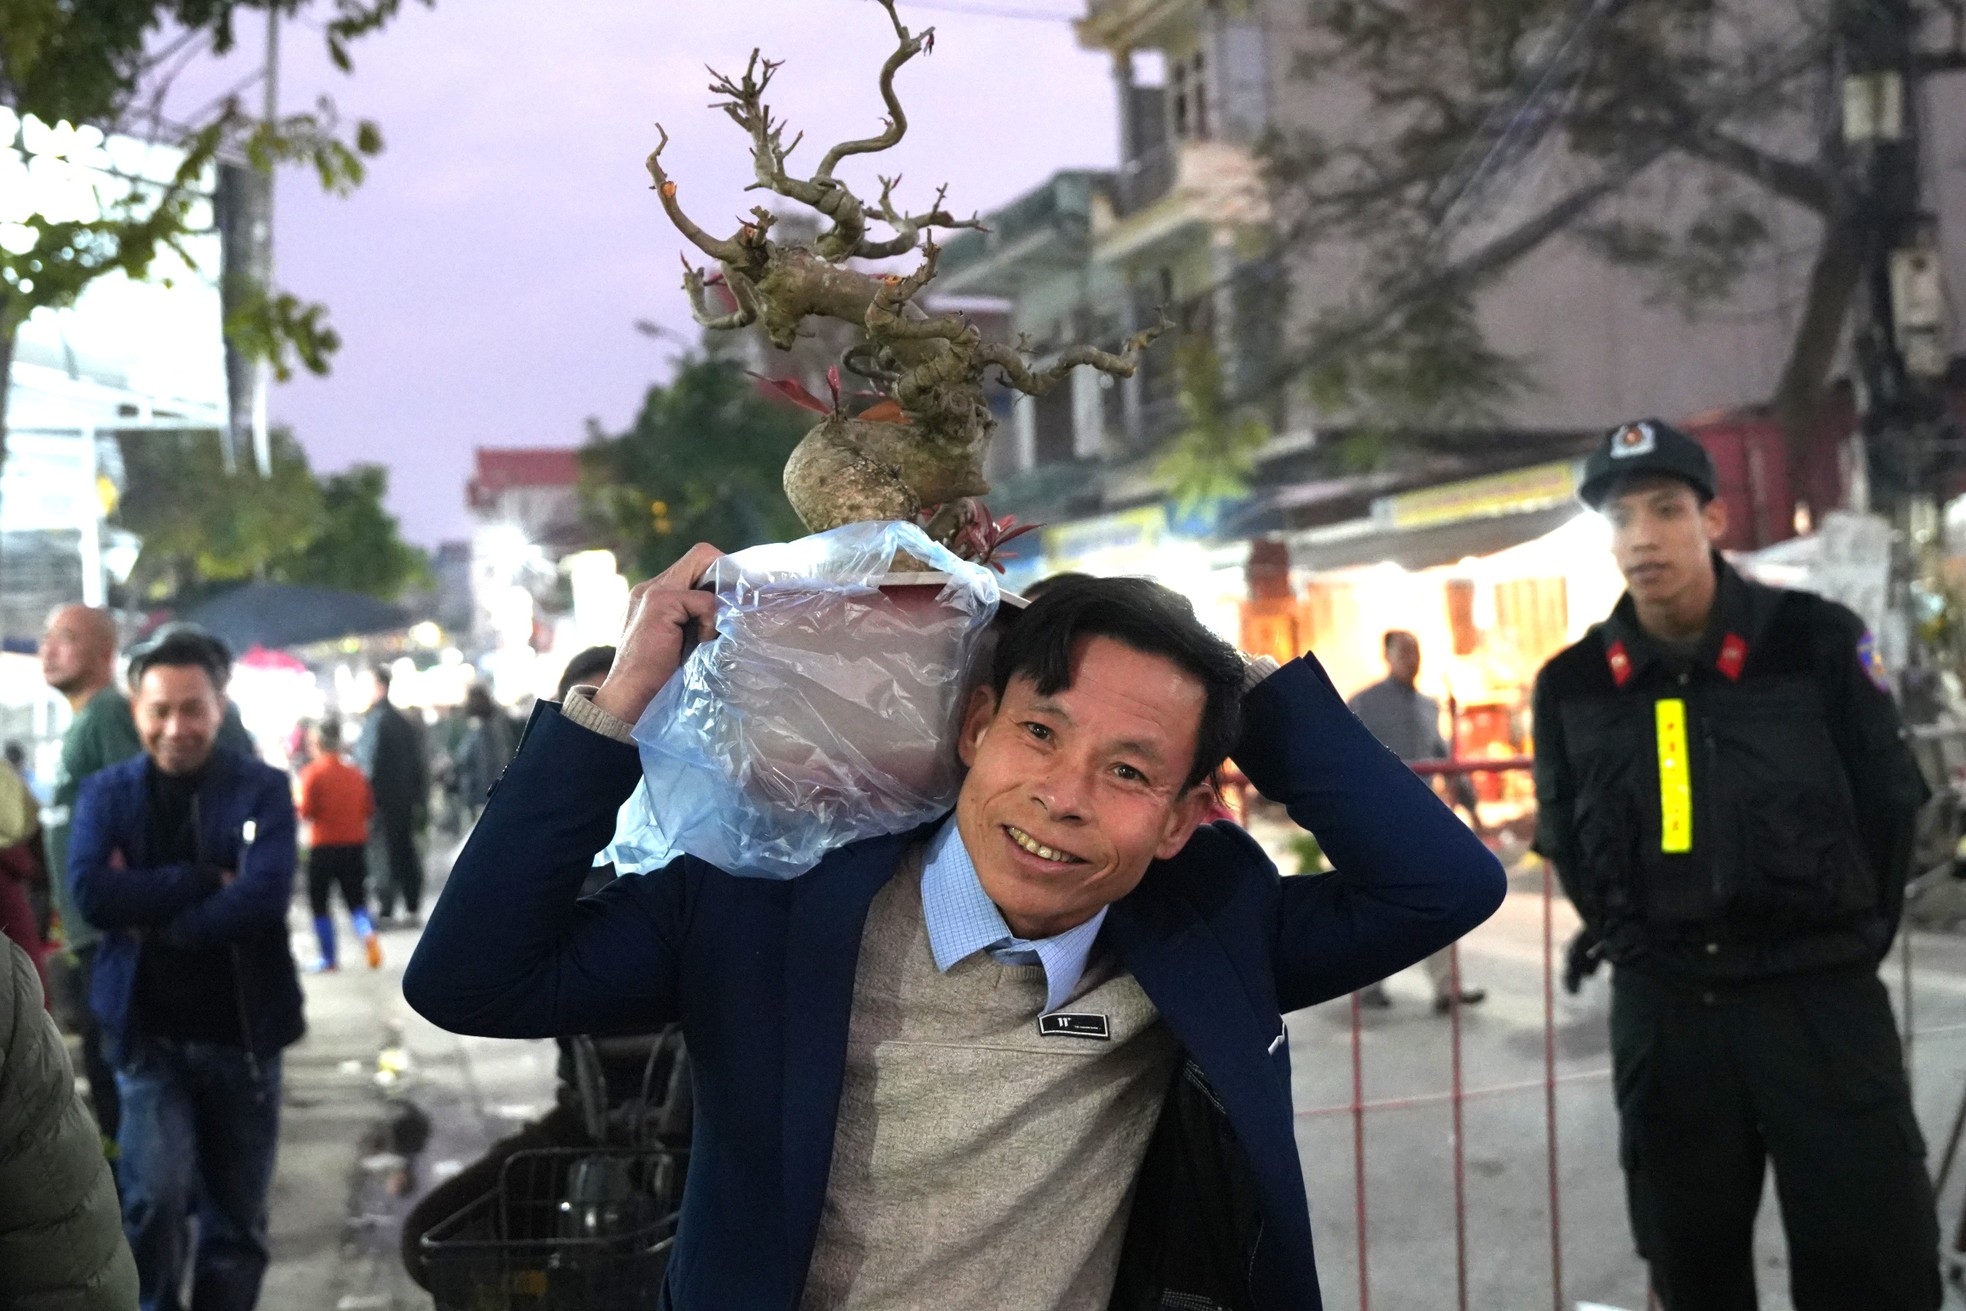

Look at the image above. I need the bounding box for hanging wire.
[1421,0,1629,264]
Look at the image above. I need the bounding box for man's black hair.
[1383,629,1417,655]
[990,575,1245,791]
[1019,572,1092,603]
[558,645,617,700]
[370,664,394,690]
[128,627,231,695]
[315,718,343,751]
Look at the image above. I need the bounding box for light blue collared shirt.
[919,816,1107,1014]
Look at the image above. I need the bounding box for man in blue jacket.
[406,546,1507,1310]
[69,628,304,1311]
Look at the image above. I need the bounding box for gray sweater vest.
[801,851,1180,1310]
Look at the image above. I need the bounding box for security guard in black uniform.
[1532,419,1941,1310]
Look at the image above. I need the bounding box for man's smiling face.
[954,635,1212,940]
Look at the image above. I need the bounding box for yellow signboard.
[1378,461,1579,532]
[1041,504,1168,570]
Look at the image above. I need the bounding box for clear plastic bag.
[604,520,1000,879]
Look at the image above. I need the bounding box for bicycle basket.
[420,1146,687,1310]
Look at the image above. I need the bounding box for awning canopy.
[1287,503,1584,574]
[178,583,411,653]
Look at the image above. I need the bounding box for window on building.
[1033,379,1076,467]
[1169,48,1211,141]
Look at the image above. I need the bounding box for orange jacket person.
[297,719,378,970]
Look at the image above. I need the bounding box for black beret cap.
[1577,418,1718,509]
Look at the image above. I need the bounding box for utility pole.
[218,10,279,476]
[1842,0,1957,520]
[1838,0,1963,691]
[253,7,279,478]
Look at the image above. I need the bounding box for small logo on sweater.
[1038,1013,1110,1040]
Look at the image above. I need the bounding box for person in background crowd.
[353,665,429,926]
[42,603,134,1147]
[7,739,39,799]
[1349,630,1488,1013]
[297,718,380,973]
[69,627,303,1311]
[1535,419,1939,1309]
[0,740,47,994]
[454,684,515,824]
[0,936,138,1309]
[41,610,257,1150]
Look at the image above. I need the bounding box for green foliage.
[1303,286,1534,444]
[581,352,812,577]
[1154,337,1271,518]
[0,116,218,334]
[224,279,342,381]
[1289,832,1327,876]
[0,0,421,450]
[1575,200,1774,317]
[272,463,430,598]
[116,426,323,596]
[114,427,425,601]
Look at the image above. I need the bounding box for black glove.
[1561,928,1602,995]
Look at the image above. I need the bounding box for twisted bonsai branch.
[645,126,744,264]
[976,314,1173,396]
[645,4,1170,540]
[856,177,988,259]
[816,0,929,180]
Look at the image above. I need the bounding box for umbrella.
[180,583,412,653]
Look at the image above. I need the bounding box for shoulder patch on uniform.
[1857,630,1891,692]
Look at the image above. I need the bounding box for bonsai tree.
[646,0,1166,544]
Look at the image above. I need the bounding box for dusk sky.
[229,1,1119,548]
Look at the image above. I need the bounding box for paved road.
[259,838,560,1311]
[257,834,1966,1310]
[1285,862,1966,1311]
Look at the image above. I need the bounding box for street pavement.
[254,828,1966,1310]
[259,836,559,1311]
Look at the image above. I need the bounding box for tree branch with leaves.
[0,0,426,477]
[1265,0,1852,473]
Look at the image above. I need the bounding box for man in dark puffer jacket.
[0,935,137,1308]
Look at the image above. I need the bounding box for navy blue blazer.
[405,654,1505,1309]
[69,747,305,1064]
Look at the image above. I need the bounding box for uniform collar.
[1600,554,1780,688]
[919,815,1109,1014]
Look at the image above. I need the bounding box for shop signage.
[1374,461,1578,531]
[1041,504,1168,569]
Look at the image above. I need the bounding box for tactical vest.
[1560,659,1876,942]
[1547,571,1893,976]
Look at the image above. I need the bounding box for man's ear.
[1153,783,1214,861]
[1701,494,1729,544]
[958,684,999,768]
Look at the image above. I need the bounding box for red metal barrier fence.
[1278,755,1961,1311]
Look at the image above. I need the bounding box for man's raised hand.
[592,543,725,725]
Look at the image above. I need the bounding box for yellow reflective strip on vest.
[1655,698,1692,853]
